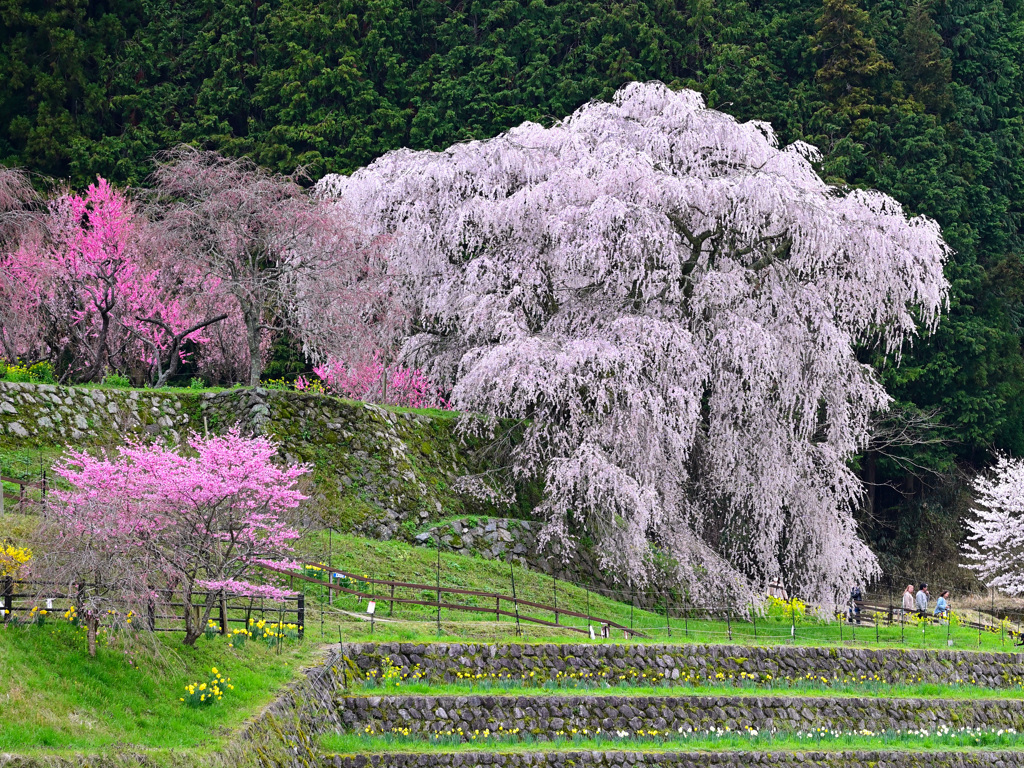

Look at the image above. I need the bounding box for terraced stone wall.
[346,642,1024,688]
[338,693,1024,735]
[327,752,1024,768]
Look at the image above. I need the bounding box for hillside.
[0,380,532,538]
[3,0,1023,581]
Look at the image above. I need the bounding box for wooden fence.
[853,598,1023,645]
[0,577,304,636]
[260,560,644,638]
[0,473,46,514]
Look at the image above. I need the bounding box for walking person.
[935,590,950,622]
[847,585,863,623]
[901,584,915,616]
[915,583,929,616]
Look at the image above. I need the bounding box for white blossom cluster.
[965,455,1024,594]
[316,82,949,609]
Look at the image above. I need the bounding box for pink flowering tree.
[964,455,1024,595]
[3,176,228,384]
[151,146,392,386]
[317,82,950,609]
[0,167,45,362]
[34,430,307,649]
[41,177,151,381]
[313,355,448,409]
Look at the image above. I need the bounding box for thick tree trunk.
[84,312,111,382]
[245,314,262,387]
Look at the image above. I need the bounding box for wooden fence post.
[219,591,228,635]
[2,576,12,621]
[297,594,305,638]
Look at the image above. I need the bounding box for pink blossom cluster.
[313,355,449,409]
[0,151,390,386]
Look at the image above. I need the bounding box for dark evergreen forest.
[3,0,1022,583]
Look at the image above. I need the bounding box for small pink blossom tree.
[34,429,307,648]
[964,455,1024,595]
[317,82,950,609]
[313,356,448,409]
[44,177,150,381]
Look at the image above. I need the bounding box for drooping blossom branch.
[316,82,950,609]
[150,146,393,385]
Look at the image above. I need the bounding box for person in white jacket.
[901,584,915,615]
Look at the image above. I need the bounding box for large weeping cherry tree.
[317,82,950,608]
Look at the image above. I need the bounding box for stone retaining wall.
[0,380,191,445]
[346,642,1024,688]
[338,692,1024,735]
[326,752,1024,768]
[0,381,498,536]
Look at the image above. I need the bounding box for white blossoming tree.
[964,455,1024,595]
[316,82,950,607]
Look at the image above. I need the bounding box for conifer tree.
[812,0,894,110]
[899,0,952,114]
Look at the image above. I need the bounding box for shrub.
[189,376,206,389]
[0,544,32,577]
[28,361,55,383]
[101,372,131,388]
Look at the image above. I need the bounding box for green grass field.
[321,728,1024,755]
[292,532,1022,652]
[0,619,319,752]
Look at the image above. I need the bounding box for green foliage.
[0,361,55,384]
[100,372,131,388]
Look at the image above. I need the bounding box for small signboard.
[367,601,376,615]
[589,625,595,640]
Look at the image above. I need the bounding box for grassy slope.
[0,621,320,752]
[294,532,1021,652]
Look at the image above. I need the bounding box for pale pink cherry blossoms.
[151,146,392,386]
[316,81,950,609]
